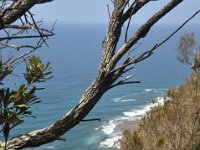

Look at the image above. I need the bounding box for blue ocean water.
[3,23,199,149]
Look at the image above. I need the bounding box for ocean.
[3,23,199,149]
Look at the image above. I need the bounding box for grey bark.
[0,0,41,29]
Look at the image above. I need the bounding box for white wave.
[145,88,160,93]
[102,97,165,136]
[101,116,130,135]
[155,97,165,105]
[100,121,121,149]
[123,109,147,117]
[112,92,145,102]
[123,97,165,118]
[113,89,167,103]
[101,96,166,149]
[145,88,153,92]
[122,99,136,102]
[100,135,121,148]
[113,98,122,102]
[113,98,136,103]
[102,120,120,135]
[113,97,122,101]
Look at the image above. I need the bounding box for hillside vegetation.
[120,33,200,150]
[120,72,200,150]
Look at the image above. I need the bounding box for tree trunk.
[6,75,114,149]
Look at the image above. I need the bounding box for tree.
[0,0,199,149]
[177,33,200,98]
[177,33,200,72]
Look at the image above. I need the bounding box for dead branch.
[81,119,101,122]
[109,0,183,71]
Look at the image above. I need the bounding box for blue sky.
[32,0,200,24]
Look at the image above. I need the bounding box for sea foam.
[113,98,136,103]
[123,96,165,118]
[100,135,121,148]
[101,120,118,135]
[100,96,165,148]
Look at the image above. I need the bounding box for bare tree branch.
[107,4,111,20]
[109,0,183,71]
[112,9,200,71]
[81,118,101,122]
[9,46,41,65]
[0,42,35,50]
[110,80,141,89]
[122,0,149,23]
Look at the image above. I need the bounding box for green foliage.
[0,55,52,146]
[24,56,53,84]
[0,86,39,130]
[0,62,13,84]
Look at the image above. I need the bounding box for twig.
[107,4,111,20]
[9,46,41,65]
[28,11,49,47]
[0,34,53,41]
[110,80,140,89]
[0,42,35,50]
[110,75,140,88]
[125,0,138,43]
[81,119,101,122]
